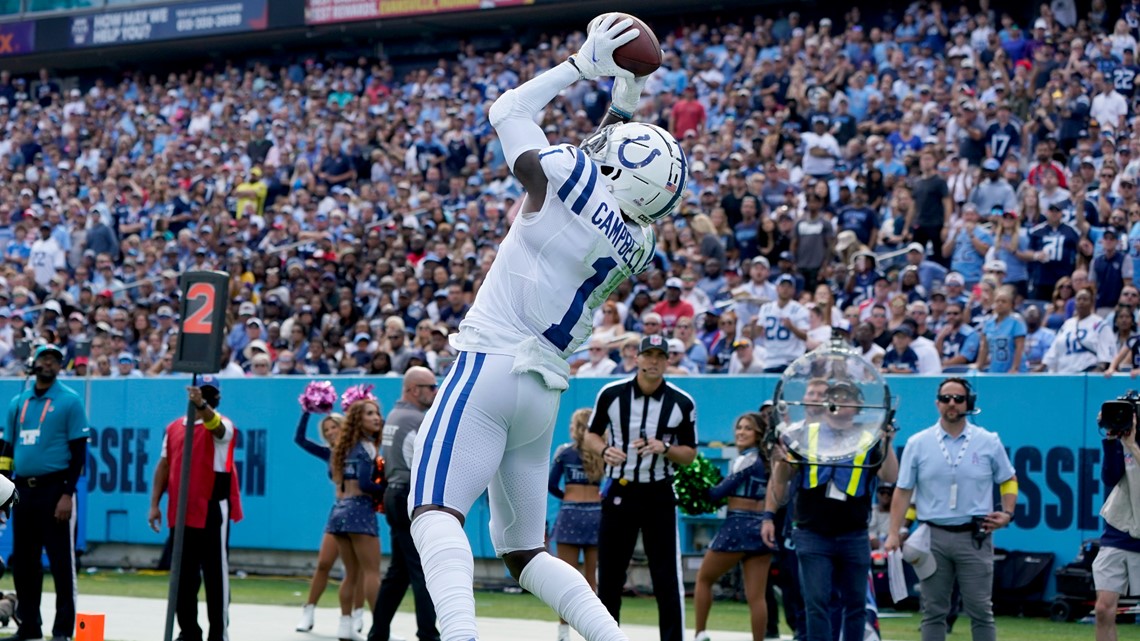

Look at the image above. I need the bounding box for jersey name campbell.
[452,145,656,359]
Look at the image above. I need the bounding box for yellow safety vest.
[801,422,876,497]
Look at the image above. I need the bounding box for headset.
[938,377,977,414]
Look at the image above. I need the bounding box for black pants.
[598,480,683,641]
[176,475,231,641]
[368,484,439,641]
[912,226,946,266]
[12,478,77,640]
[1033,282,1055,302]
[774,509,806,641]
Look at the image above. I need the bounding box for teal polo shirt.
[5,380,89,477]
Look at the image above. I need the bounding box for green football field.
[0,571,1101,641]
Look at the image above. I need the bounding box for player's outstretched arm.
[489,15,638,200]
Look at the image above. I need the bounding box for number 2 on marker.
[183,283,215,334]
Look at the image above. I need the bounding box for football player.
[408,15,686,641]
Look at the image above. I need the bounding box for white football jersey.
[452,144,658,359]
[1043,313,1114,372]
[757,300,810,369]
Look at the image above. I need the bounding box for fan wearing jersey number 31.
[408,14,687,641]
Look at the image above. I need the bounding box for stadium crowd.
[1,2,1139,378]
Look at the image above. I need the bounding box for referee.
[1,344,89,641]
[584,334,697,641]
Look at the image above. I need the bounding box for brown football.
[610,13,663,77]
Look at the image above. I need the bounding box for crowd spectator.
[0,4,1137,381]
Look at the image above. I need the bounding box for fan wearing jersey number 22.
[407,15,688,641]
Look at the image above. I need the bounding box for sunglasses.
[416,384,438,390]
[937,394,967,404]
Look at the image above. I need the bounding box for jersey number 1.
[544,257,618,351]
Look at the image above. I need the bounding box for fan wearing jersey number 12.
[407,14,688,641]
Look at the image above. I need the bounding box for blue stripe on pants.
[431,352,486,505]
[413,352,469,507]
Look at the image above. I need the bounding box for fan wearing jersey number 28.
[407,14,688,641]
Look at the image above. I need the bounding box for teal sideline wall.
[0,374,1127,591]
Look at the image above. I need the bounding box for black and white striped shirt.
[588,377,698,483]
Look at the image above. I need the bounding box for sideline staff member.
[762,379,898,641]
[1,344,89,641]
[886,378,1017,641]
[148,376,243,641]
[369,366,440,641]
[1093,412,1140,641]
[584,334,697,641]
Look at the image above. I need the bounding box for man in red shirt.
[1026,140,1067,188]
[669,86,706,140]
[149,376,243,641]
[653,277,696,334]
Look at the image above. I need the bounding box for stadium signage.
[305,0,534,25]
[68,0,267,48]
[0,21,34,56]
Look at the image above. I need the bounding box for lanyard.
[18,396,52,433]
[936,426,972,478]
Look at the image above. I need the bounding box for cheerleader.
[328,387,386,641]
[548,409,604,641]
[293,405,366,634]
[693,412,771,641]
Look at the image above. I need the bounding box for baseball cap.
[834,318,852,334]
[665,277,684,289]
[1103,228,1120,239]
[984,259,1008,273]
[199,374,221,392]
[117,352,134,364]
[732,337,753,350]
[639,334,669,355]
[903,526,937,580]
[238,301,256,316]
[945,272,965,286]
[157,306,174,318]
[893,325,915,339]
[751,256,770,268]
[354,332,372,343]
[667,338,686,354]
[776,274,796,286]
[33,344,64,362]
[836,230,858,252]
[982,158,1001,171]
[906,242,925,254]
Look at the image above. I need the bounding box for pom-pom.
[341,384,378,412]
[299,381,338,414]
[673,454,726,516]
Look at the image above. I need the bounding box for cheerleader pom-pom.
[341,384,378,412]
[299,381,338,414]
[673,454,726,516]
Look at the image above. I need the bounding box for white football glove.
[610,74,648,118]
[569,14,639,81]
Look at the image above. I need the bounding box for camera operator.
[1094,402,1140,641]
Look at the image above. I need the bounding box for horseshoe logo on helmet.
[617,135,662,169]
